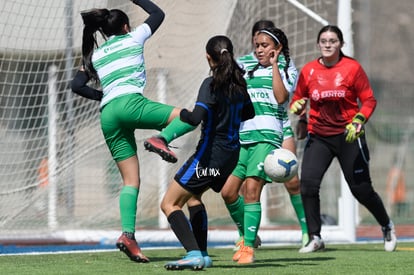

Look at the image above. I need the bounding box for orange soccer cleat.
[116,233,149,263]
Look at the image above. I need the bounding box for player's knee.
[300,179,320,197]
[160,201,168,215]
[283,175,300,194]
[160,197,174,216]
[282,137,296,153]
[221,188,237,204]
[349,181,375,202]
[243,192,260,203]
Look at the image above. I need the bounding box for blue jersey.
[175,76,254,194]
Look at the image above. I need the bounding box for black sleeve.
[180,105,207,126]
[71,70,103,101]
[132,0,165,34]
[241,97,255,121]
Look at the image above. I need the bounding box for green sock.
[159,117,196,143]
[225,195,245,237]
[119,186,139,233]
[244,202,261,247]
[290,194,308,235]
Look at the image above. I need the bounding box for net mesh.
[0,0,335,236]
[5,0,409,244]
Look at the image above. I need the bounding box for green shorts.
[232,142,277,183]
[100,93,174,162]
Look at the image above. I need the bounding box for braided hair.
[248,27,292,81]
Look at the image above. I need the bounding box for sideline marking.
[396,247,414,251]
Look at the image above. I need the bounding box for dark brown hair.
[317,25,345,57]
[205,35,247,98]
[80,9,130,81]
[248,27,292,81]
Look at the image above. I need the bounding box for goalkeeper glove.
[345,113,366,143]
[290,98,307,114]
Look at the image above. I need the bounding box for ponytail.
[206,35,247,98]
[80,8,129,82]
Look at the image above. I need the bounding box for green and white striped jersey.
[92,24,152,108]
[237,52,298,146]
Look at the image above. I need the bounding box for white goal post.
[336,0,357,243]
[0,0,357,246]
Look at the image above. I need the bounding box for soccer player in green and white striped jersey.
[76,0,194,263]
[229,20,309,255]
[221,25,305,264]
[237,51,296,145]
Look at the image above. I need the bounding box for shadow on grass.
[212,255,336,269]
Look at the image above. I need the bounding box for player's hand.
[290,98,307,115]
[269,45,282,64]
[269,51,277,65]
[344,113,366,143]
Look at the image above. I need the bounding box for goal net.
[0,0,350,246]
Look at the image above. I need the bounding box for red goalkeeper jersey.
[291,56,376,137]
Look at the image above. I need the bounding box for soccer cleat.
[234,235,261,251]
[237,246,255,264]
[302,233,310,247]
[201,251,213,268]
[232,245,244,262]
[164,250,205,271]
[116,233,149,263]
[299,235,325,253]
[203,256,213,268]
[144,136,177,163]
[382,221,397,252]
[234,236,244,251]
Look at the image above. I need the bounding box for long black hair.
[80,9,130,81]
[205,35,247,98]
[248,27,292,81]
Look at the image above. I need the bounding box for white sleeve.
[130,23,152,44]
[282,59,298,95]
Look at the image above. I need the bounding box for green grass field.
[1,242,413,275]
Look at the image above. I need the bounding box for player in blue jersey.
[157,35,254,270]
[74,0,195,263]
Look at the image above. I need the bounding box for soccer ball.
[264,148,298,182]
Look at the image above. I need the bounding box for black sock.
[168,210,200,252]
[189,204,208,251]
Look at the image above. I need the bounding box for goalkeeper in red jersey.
[290,25,397,253]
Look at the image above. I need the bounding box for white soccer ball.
[264,148,298,183]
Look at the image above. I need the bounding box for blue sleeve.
[241,96,255,121]
[180,104,207,126]
[71,70,103,101]
[179,78,212,126]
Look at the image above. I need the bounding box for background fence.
[0,0,412,244]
